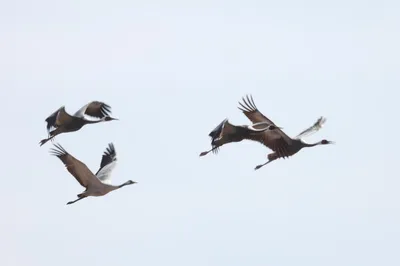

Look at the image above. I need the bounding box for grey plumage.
[50,143,136,205]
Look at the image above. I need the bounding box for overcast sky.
[1,0,399,265]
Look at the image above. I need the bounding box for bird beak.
[329,141,335,144]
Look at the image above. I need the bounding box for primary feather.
[74,101,112,119]
[95,143,117,184]
[294,116,327,139]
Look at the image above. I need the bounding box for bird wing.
[294,116,326,140]
[238,95,276,125]
[237,95,293,150]
[208,119,238,140]
[95,143,117,185]
[44,106,74,132]
[49,143,102,188]
[221,120,241,135]
[206,119,240,154]
[74,101,112,119]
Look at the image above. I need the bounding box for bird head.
[103,116,119,121]
[118,180,137,189]
[321,139,334,145]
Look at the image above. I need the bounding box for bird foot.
[39,139,48,146]
[254,165,263,170]
[199,151,208,157]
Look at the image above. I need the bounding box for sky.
[1,0,399,265]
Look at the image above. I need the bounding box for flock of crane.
[40,94,334,205]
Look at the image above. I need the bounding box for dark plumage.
[238,95,334,170]
[39,101,118,146]
[199,118,280,157]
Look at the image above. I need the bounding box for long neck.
[84,118,104,124]
[302,140,322,148]
[118,181,131,188]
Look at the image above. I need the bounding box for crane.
[238,95,334,170]
[199,118,282,157]
[49,142,136,205]
[39,101,118,146]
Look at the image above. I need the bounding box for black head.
[118,180,137,189]
[104,116,118,121]
[321,139,334,145]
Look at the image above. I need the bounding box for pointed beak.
[329,141,335,144]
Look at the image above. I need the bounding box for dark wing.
[44,106,74,132]
[49,143,102,188]
[294,116,326,139]
[207,119,240,154]
[208,119,239,142]
[84,101,112,119]
[238,95,293,151]
[238,95,276,125]
[73,101,112,119]
[95,143,117,183]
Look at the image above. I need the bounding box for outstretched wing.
[49,143,101,188]
[45,106,74,132]
[238,95,292,151]
[294,116,326,140]
[95,143,117,185]
[238,95,276,125]
[74,101,112,119]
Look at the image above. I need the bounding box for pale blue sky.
[1,0,399,265]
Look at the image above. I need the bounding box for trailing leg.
[199,146,219,157]
[254,152,278,170]
[66,196,87,205]
[39,129,59,146]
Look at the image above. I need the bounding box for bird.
[237,95,334,170]
[199,118,282,157]
[39,101,118,146]
[49,142,136,205]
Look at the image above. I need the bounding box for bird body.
[50,143,136,205]
[200,118,281,157]
[39,101,118,146]
[238,95,334,170]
